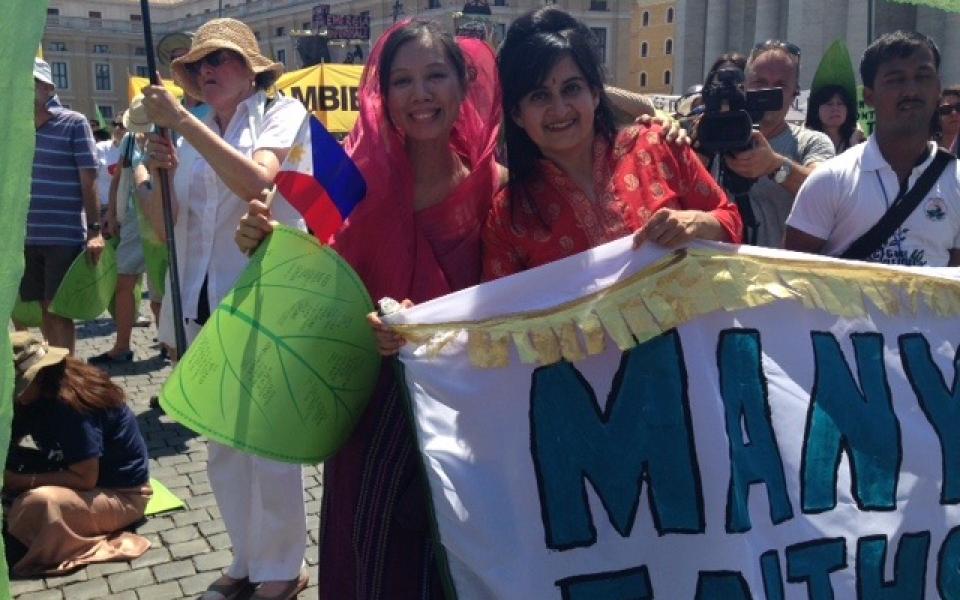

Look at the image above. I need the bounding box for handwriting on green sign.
[160,225,381,464]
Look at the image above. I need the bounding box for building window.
[94,63,112,91]
[135,46,146,56]
[276,26,285,37]
[665,39,673,55]
[589,27,607,63]
[130,14,142,22]
[277,49,286,65]
[641,42,648,58]
[494,0,506,5]
[89,11,102,19]
[94,44,110,54]
[302,21,310,30]
[642,11,649,26]
[640,72,647,87]
[50,61,68,88]
[47,7,59,15]
[667,7,675,23]
[428,0,441,8]
[97,105,114,119]
[135,65,149,77]
[48,41,67,52]
[664,70,672,86]
[589,0,608,10]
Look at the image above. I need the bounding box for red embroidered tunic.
[482,123,742,280]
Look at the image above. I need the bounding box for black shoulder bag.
[840,149,955,260]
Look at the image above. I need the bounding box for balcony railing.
[45,15,144,35]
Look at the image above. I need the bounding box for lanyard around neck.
[875,171,905,259]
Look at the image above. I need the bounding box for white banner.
[388,238,960,599]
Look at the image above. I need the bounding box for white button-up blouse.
[172,91,307,320]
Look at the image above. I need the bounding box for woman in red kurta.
[483,8,741,279]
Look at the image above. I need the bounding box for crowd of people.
[9,5,960,600]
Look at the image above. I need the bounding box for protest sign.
[129,62,364,133]
[159,225,380,464]
[388,238,960,599]
[48,243,118,321]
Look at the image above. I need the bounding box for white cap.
[33,58,54,87]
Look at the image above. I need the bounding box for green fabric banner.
[0,0,50,595]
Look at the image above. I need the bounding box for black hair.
[498,7,616,225]
[805,84,857,151]
[860,30,940,89]
[943,85,960,100]
[377,20,467,104]
[92,127,111,142]
[704,53,747,87]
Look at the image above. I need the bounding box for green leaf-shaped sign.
[48,242,118,321]
[135,200,168,296]
[160,225,381,464]
[12,296,41,327]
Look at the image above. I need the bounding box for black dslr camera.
[697,67,783,155]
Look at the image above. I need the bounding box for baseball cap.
[34,58,54,86]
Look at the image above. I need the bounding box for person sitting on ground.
[4,332,152,577]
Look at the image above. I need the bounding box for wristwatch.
[771,158,793,185]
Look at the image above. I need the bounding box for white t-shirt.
[172,91,307,320]
[96,139,121,208]
[786,136,960,267]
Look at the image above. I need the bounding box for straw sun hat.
[12,332,69,400]
[171,18,283,101]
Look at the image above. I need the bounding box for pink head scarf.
[331,21,502,304]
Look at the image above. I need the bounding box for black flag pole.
[140,0,188,358]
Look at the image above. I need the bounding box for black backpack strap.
[841,149,955,260]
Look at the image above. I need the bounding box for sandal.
[250,570,309,600]
[200,574,254,600]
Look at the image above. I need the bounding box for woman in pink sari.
[237,20,501,598]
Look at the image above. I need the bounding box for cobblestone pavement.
[11,312,322,599]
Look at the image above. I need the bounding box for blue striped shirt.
[27,97,97,245]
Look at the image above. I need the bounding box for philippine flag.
[274,114,366,243]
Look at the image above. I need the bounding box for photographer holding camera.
[703,42,834,247]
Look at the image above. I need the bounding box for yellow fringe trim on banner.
[391,249,960,368]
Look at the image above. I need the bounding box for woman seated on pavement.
[4,332,151,577]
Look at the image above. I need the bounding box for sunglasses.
[752,40,801,59]
[185,49,239,75]
[938,102,960,116]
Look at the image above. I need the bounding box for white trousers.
[207,441,307,582]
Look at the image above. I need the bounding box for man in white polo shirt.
[784,31,960,266]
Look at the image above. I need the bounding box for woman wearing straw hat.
[139,18,310,600]
[4,332,152,577]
